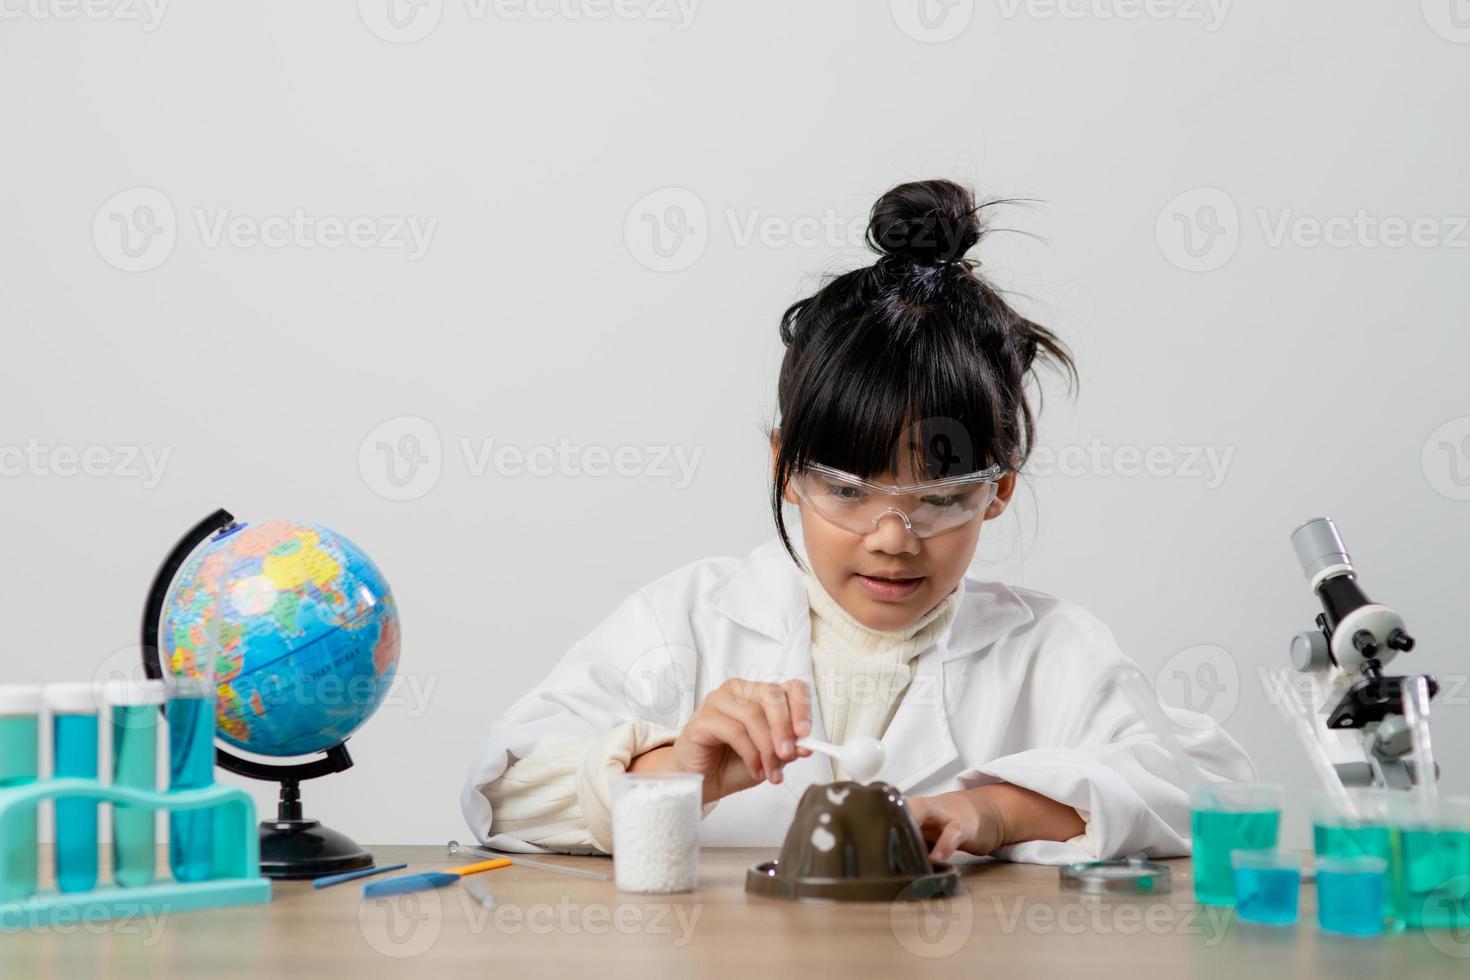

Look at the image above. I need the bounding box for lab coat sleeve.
[479,721,681,854]
[460,587,701,854]
[954,614,1257,866]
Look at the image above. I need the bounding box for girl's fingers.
[784,679,814,743]
[726,698,781,783]
[761,689,797,764]
[700,714,764,783]
[930,820,967,863]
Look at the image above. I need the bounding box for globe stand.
[228,746,374,879]
[141,508,377,881]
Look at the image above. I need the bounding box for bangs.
[776,308,1010,483]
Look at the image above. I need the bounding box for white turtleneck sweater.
[802,572,959,778]
[480,573,1087,854]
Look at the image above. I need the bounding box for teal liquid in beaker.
[1233,865,1301,925]
[54,712,100,893]
[1314,821,1395,920]
[1317,858,1387,936]
[1192,808,1280,905]
[1393,826,1470,930]
[0,714,40,901]
[167,693,216,883]
[111,704,159,888]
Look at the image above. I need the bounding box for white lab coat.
[461,539,1256,864]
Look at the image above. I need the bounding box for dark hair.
[770,178,1076,563]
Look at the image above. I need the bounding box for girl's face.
[775,441,1017,631]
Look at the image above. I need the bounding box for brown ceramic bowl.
[745,781,958,901]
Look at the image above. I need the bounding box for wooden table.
[2,847,1466,978]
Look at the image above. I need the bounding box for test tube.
[45,683,100,893]
[166,673,217,883]
[104,678,165,888]
[0,685,43,901]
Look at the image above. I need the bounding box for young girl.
[462,179,1255,865]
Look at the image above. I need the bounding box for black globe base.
[258,817,374,879]
[253,770,373,879]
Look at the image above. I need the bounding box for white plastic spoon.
[796,735,885,783]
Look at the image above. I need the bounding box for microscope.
[1289,517,1438,790]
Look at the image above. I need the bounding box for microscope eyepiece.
[1291,517,1353,588]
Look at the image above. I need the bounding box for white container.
[610,772,702,893]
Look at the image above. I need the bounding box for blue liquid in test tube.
[0,685,44,901]
[105,678,165,888]
[46,683,101,894]
[168,676,217,883]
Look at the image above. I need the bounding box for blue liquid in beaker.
[1318,864,1386,936]
[1233,865,1300,925]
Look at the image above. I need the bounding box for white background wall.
[2,2,1467,849]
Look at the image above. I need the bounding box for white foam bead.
[612,780,701,893]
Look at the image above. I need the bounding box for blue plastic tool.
[363,872,461,898]
[363,858,511,898]
[313,864,408,889]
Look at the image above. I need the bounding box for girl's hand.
[631,679,814,803]
[906,790,1007,862]
[907,785,1085,862]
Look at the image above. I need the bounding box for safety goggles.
[790,462,1006,539]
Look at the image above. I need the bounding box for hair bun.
[866,179,982,266]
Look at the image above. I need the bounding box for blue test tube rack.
[0,778,270,928]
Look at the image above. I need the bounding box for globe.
[159,519,400,758]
